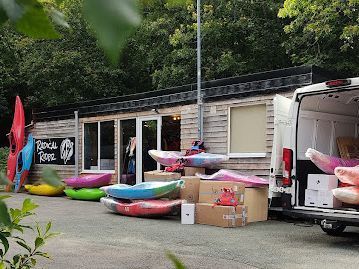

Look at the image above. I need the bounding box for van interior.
[297,88,359,210]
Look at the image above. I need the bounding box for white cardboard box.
[307,174,338,191]
[318,190,342,208]
[181,203,195,225]
[305,189,318,207]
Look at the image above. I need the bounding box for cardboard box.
[196,203,247,228]
[144,170,181,182]
[305,189,318,207]
[184,167,205,176]
[244,187,268,223]
[180,176,200,203]
[181,203,195,224]
[199,180,245,205]
[307,174,338,191]
[318,190,342,208]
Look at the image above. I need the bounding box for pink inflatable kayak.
[334,166,359,185]
[332,187,359,205]
[148,150,228,167]
[305,148,359,174]
[196,169,268,187]
[64,173,112,188]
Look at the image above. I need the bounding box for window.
[229,104,267,157]
[83,121,115,171]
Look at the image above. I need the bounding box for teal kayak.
[101,180,184,200]
[64,188,106,201]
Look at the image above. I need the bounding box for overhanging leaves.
[0,172,10,185]
[83,0,141,64]
[41,167,63,187]
[0,200,11,227]
[166,252,186,269]
[15,0,60,39]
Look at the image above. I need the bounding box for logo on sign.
[60,138,74,165]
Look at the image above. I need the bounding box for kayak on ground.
[64,188,106,201]
[148,150,228,167]
[14,134,35,193]
[64,173,112,188]
[25,184,65,196]
[101,197,183,217]
[101,180,184,200]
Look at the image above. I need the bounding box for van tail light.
[282,148,293,187]
[325,79,351,88]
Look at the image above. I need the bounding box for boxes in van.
[307,174,338,191]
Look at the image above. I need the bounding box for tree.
[278,0,359,76]
[151,0,291,89]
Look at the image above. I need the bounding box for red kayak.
[6,96,25,191]
[101,197,183,217]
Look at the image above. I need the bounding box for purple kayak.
[196,169,269,187]
[64,174,112,188]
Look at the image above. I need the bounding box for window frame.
[227,104,267,158]
[82,120,116,174]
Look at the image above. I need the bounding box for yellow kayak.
[25,184,65,196]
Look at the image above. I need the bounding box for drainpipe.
[197,0,204,141]
[74,110,79,177]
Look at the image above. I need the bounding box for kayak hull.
[101,180,184,200]
[64,188,106,201]
[332,187,359,204]
[148,150,229,168]
[25,184,65,196]
[197,169,268,187]
[14,134,35,192]
[64,173,112,188]
[101,197,183,217]
[6,96,25,191]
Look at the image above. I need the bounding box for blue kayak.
[101,180,184,200]
[14,134,35,192]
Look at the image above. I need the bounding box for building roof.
[33,65,333,121]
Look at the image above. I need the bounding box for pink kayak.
[334,166,359,185]
[332,187,359,204]
[196,169,268,187]
[306,148,359,174]
[148,150,228,167]
[64,174,112,188]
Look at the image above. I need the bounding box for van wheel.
[320,222,346,236]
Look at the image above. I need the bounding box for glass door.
[118,119,137,185]
[136,117,161,183]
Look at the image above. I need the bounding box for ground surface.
[4,194,359,269]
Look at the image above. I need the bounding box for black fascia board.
[33,65,328,121]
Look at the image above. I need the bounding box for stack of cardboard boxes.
[180,168,269,228]
[144,168,269,228]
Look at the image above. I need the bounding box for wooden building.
[30,66,332,184]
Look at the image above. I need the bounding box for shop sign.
[35,137,75,165]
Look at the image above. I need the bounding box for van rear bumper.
[271,207,359,226]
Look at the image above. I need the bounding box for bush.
[0,148,9,174]
[0,197,59,268]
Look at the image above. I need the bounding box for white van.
[270,77,359,235]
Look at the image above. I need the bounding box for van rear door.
[269,94,292,198]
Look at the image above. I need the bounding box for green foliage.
[278,0,359,76]
[0,197,59,269]
[0,148,8,174]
